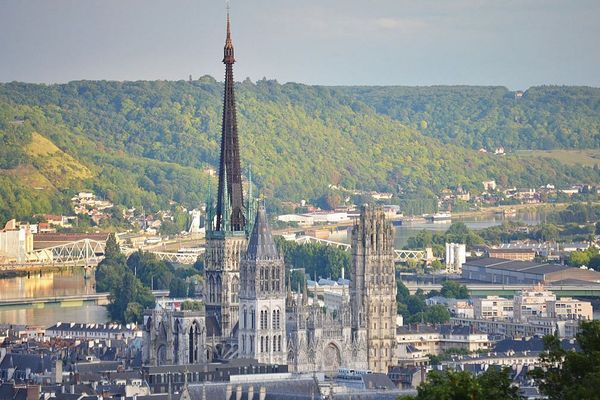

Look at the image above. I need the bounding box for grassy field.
[517,149,600,167]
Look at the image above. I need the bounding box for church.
[143,12,397,375]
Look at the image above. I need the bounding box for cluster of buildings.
[71,192,114,225]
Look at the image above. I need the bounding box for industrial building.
[462,258,600,284]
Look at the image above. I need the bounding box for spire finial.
[224,2,234,51]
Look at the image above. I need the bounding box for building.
[395,325,491,366]
[450,317,582,339]
[276,214,314,226]
[461,257,600,284]
[142,14,398,377]
[0,220,33,262]
[45,323,138,341]
[238,202,287,365]
[482,180,497,191]
[472,296,514,320]
[426,297,474,319]
[488,248,536,261]
[142,305,206,366]
[547,297,593,320]
[351,205,397,373]
[445,243,466,274]
[203,12,248,342]
[513,284,556,322]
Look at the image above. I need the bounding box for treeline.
[274,236,350,282]
[339,85,600,150]
[96,234,202,323]
[1,80,599,222]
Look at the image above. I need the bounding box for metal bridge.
[0,239,202,272]
[293,235,431,263]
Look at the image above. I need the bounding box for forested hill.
[336,85,600,150]
[0,79,598,221]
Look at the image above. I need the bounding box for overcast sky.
[1,0,599,89]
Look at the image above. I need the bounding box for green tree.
[400,367,519,400]
[531,321,600,400]
[124,302,144,324]
[441,281,470,299]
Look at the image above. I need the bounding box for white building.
[445,243,466,274]
[277,214,315,226]
[0,220,33,262]
[514,284,556,322]
[472,296,514,320]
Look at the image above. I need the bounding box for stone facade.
[142,308,207,366]
[238,203,287,365]
[286,293,368,373]
[204,232,246,339]
[351,205,397,372]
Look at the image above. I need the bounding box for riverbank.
[452,202,570,219]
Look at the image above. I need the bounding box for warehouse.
[461,258,600,284]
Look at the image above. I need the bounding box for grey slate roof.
[187,378,320,400]
[246,203,280,260]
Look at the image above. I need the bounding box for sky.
[1,0,599,89]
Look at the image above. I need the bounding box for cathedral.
[143,12,397,375]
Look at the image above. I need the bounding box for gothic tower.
[350,205,397,372]
[205,12,247,339]
[238,202,287,364]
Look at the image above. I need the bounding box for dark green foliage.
[396,281,451,324]
[107,271,154,324]
[275,236,350,280]
[440,281,470,299]
[126,250,173,290]
[1,81,599,224]
[181,300,204,311]
[169,277,190,298]
[399,367,519,400]
[531,320,600,400]
[344,85,600,150]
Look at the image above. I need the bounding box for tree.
[425,304,451,324]
[169,277,189,298]
[108,271,154,323]
[124,302,143,324]
[531,320,600,400]
[440,281,469,299]
[399,367,519,400]
[568,250,591,267]
[103,232,126,264]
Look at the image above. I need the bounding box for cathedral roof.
[246,202,280,260]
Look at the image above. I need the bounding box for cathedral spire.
[215,9,245,233]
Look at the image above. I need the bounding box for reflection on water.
[0,269,95,300]
[0,269,108,326]
[0,304,108,327]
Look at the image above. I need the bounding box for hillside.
[338,85,600,150]
[0,80,599,222]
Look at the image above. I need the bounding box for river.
[0,269,108,326]
[0,210,548,327]
[329,209,545,247]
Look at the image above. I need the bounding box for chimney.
[26,385,40,400]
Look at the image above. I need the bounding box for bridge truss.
[27,239,106,266]
[294,235,430,263]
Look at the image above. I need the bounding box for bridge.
[403,281,600,298]
[0,239,201,272]
[0,290,170,308]
[294,235,432,263]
